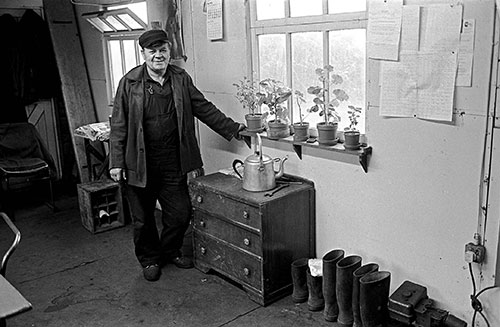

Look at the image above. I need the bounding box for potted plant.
[307,65,349,145]
[233,76,267,132]
[258,78,293,139]
[343,105,362,150]
[292,90,309,142]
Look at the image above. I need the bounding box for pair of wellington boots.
[327,251,391,327]
[290,258,324,311]
[291,254,391,327]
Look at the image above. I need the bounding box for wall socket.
[464,242,486,263]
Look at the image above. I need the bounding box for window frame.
[103,31,144,105]
[248,0,368,127]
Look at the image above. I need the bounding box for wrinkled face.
[141,42,171,74]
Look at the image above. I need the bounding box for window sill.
[240,131,372,173]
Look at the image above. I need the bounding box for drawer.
[192,211,262,256]
[194,231,262,290]
[189,187,261,231]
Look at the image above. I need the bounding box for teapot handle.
[232,159,244,179]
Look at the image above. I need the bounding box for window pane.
[291,32,323,125]
[256,0,285,20]
[329,29,366,132]
[328,0,366,14]
[110,2,147,24]
[258,34,286,82]
[290,0,322,17]
[88,17,113,32]
[108,40,123,97]
[123,40,138,73]
[118,14,143,30]
[106,15,127,31]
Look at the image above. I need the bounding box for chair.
[0,123,56,219]
[0,212,32,327]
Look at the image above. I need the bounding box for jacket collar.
[125,63,184,83]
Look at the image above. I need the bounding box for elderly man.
[109,29,245,281]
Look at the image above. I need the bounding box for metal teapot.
[232,133,287,192]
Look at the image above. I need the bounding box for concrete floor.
[0,185,337,327]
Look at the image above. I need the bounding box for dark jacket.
[109,63,240,187]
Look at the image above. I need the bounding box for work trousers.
[126,170,191,268]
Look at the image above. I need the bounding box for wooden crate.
[77,180,125,233]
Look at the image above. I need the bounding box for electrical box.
[464,242,486,263]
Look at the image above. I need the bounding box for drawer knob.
[196,195,203,203]
[201,247,206,255]
[242,211,249,219]
[200,220,206,227]
[243,267,250,276]
[243,238,250,246]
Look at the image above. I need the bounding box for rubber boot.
[336,255,362,327]
[352,263,379,327]
[322,249,345,322]
[306,268,324,311]
[359,271,391,327]
[291,258,309,303]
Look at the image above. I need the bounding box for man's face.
[141,42,171,73]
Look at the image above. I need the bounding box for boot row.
[291,249,391,327]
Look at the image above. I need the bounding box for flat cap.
[138,29,170,49]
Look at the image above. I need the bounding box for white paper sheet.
[380,58,418,117]
[400,5,420,53]
[417,52,457,121]
[419,4,463,53]
[207,0,223,40]
[456,19,475,87]
[367,0,403,61]
[380,52,457,121]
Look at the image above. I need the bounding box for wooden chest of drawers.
[188,173,315,306]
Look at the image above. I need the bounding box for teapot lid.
[245,152,273,164]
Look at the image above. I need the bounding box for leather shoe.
[143,264,161,281]
[169,256,194,269]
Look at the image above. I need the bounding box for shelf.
[240,130,372,173]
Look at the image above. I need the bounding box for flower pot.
[317,122,338,145]
[293,122,309,142]
[344,130,361,150]
[268,120,290,139]
[245,113,265,132]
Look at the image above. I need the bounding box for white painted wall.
[182,0,500,325]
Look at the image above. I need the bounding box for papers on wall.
[375,2,467,121]
[456,19,476,87]
[380,52,457,121]
[367,0,403,61]
[207,0,223,41]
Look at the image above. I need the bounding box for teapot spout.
[274,155,288,180]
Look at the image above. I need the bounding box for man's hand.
[109,168,126,182]
[235,124,247,140]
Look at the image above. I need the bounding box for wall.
[182,0,500,325]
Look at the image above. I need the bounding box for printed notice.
[400,5,420,53]
[456,19,475,87]
[367,0,403,60]
[419,4,462,53]
[380,52,457,121]
[207,0,223,40]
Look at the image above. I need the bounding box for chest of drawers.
[188,173,315,306]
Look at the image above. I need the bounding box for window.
[84,2,147,103]
[250,0,367,133]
